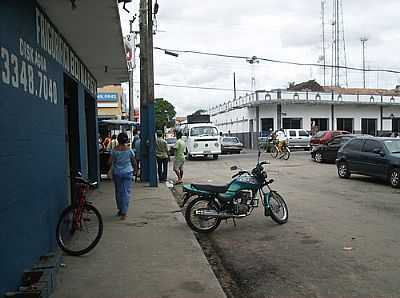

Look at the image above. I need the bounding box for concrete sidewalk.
[52,181,226,298]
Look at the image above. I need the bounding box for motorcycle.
[181,151,288,233]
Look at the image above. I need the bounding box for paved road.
[177,150,400,298]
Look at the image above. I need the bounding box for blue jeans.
[113,172,133,215]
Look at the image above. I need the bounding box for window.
[223,137,239,143]
[363,140,383,153]
[345,139,364,151]
[289,131,296,137]
[361,119,377,136]
[283,118,302,129]
[337,118,353,133]
[190,127,218,137]
[385,140,400,153]
[299,130,309,137]
[328,137,341,146]
[315,131,327,138]
[311,118,329,131]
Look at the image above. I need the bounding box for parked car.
[311,134,356,163]
[166,137,176,156]
[336,136,400,187]
[221,137,244,154]
[285,129,311,151]
[310,130,350,147]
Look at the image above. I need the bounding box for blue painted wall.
[0,1,97,293]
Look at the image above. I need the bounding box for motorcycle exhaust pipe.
[194,210,247,218]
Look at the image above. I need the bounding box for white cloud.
[119,0,400,116]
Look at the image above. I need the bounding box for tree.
[154,98,176,131]
[192,109,207,115]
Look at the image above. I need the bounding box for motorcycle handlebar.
[232,170,249,179]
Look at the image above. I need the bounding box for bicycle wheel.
[56,204,103,256]
[270,146,278,158]
[282,148,290,160]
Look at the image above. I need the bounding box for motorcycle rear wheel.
[185,197,221,233]
[269,191,288,224]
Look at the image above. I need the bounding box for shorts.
[174,159,184,171]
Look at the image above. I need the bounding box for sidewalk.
[52,180,226,298]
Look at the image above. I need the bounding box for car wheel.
[337,161,351,179]
[389,168,400,188]
[314,152,323,163]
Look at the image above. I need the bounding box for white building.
[209,89,400,148]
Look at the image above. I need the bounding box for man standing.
[174,131,185,184]
[156,130,169,182]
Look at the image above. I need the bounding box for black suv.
[336,137,400,188]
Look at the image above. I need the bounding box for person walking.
[108,134,118,150]
[109,132,136,220]
[156,130,170,182]
[174,131,185,184]
[132,130,141,181]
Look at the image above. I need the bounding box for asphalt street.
[175,150,400,298]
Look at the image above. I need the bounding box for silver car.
[285,129,311,151]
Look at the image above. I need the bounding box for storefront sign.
[97,92,118,102]
[0,4,96,105]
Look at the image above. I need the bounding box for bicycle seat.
[191,183,229,194]
[74,176,98,188]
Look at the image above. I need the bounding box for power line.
[155,83,251,92]
[133,81,252,92]
[154,46,400,75]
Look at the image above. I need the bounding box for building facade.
[97,84,127,120]
[209,90,400,148]
[0,1,127,294]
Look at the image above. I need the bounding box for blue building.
[0,1,128,293]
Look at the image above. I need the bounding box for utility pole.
[361,37,368,89]
[139,0,157,186]
[233,72,237,100]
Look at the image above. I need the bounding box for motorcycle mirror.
[230,165,238,171]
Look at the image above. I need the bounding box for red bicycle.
[56,175,103,256]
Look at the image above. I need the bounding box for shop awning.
[37,0,128,87]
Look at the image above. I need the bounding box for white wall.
[211,102,400,134]
[335,105,380,131]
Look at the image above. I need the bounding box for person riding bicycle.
[275,129,288,153]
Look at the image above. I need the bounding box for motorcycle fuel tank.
[219,175,260,200]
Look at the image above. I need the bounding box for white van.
[284,129,311,151]
[180,123,221,159]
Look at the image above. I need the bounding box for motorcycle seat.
[191,183,229,194]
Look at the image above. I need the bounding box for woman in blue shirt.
[109,133,136,220]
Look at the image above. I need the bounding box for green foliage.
[192,109,207,115]
[154,98,176,130]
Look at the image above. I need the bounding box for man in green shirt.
[174,131,185,184]
[156,130,170,182]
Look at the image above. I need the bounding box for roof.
[324,87,400,96]
[288,80,325,92]
[37,0,128,87]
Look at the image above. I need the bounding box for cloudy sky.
[119,0,400,116]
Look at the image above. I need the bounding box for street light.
[360,37,368,88]
[246,56,260,91]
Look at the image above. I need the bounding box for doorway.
[85,92,98,182]
[362,118,377,136]
[64,75,80,203]
[392,118,400,133]
[311,118,329,131]
[261,118,274,136]
[283,118,302,129]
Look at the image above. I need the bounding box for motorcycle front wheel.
[185,197,221,233]
[268,191,288,224]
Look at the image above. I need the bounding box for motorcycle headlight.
[194,143,199,148]
[215,142,219,147]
